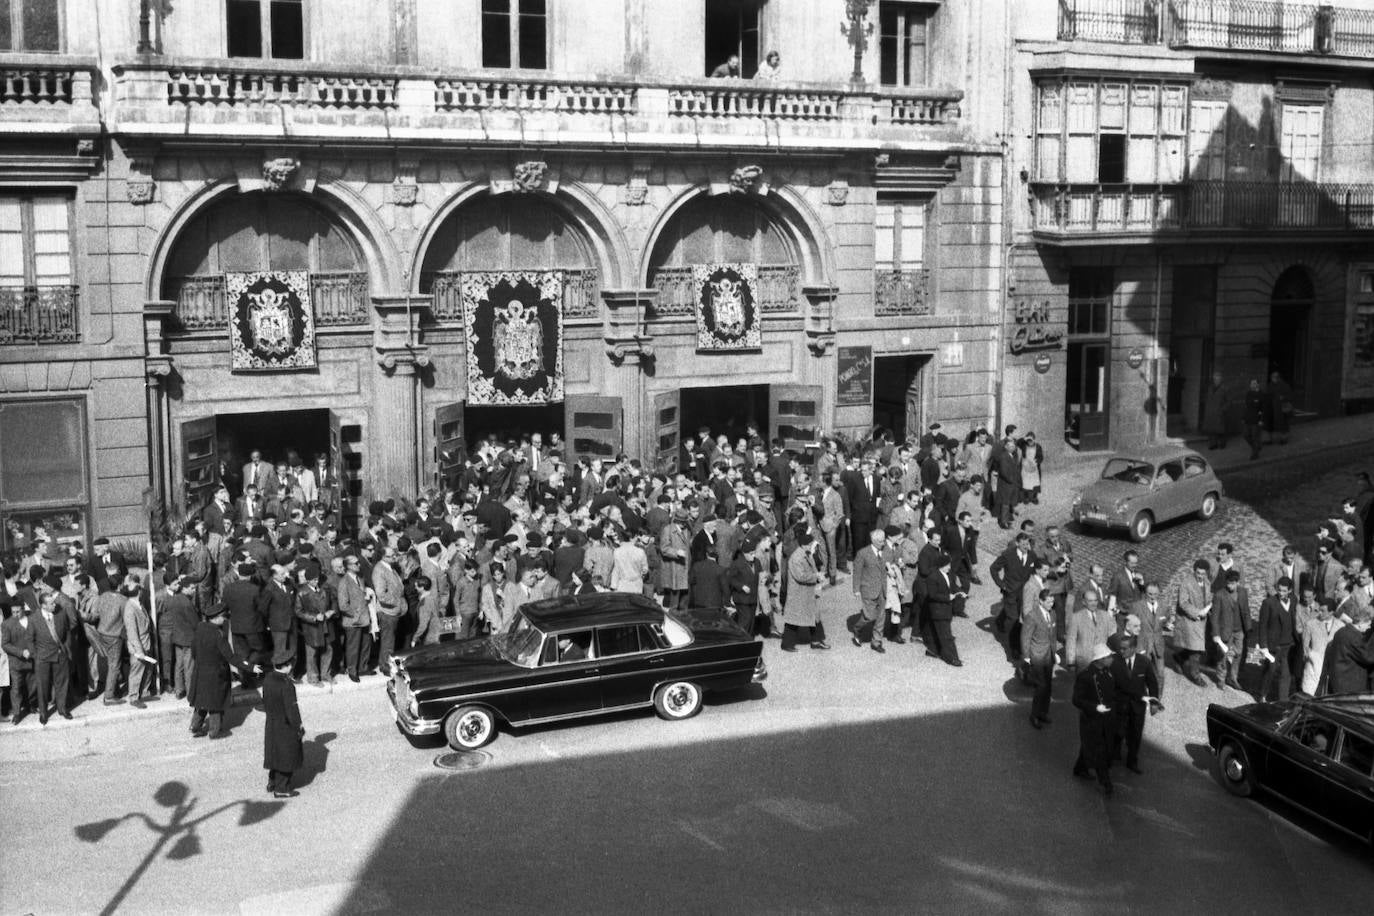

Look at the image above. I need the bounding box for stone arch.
[639,185,835,286]
[411,180,630,291]
[145,177,402,301]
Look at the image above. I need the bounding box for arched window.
[420,194,598,319]
[647,194,799,315]
[163,193,366,329]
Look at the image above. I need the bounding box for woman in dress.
[1018,432,1044,505]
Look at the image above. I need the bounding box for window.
[1037,79,1187,183]
[879,2,930,87]
[227,0,304,60]
[1279,103,1323,182]
[1068,268,1112,337]
[1182,455,1208,478]
[1338,731,1374,777]
[0,0,61,51]
[875,200,925,270]
[705,0,761,78]
[1288,713,1338,757]
[0,196,73,288]
[482,0,547,70]
[555,630,594,663]
[1187,99,1228,180]
[597,625,651,658]
[0,398,89,552]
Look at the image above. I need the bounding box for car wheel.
[1129,511,1153,542]
[654,681,703,720]
[1216,740,1254,798]
[444,705,496,751]
[1198,492,1219,520]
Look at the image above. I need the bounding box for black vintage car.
[1206,693,1374,850]
[387,593,767,750]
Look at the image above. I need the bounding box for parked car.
[1070,445,1223,541]
[386,593,767,750]
[1206,693,1374,852]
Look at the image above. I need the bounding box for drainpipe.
[1151,251,1163,443]
[994,0,1016,432]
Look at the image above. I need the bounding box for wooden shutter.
[433,401,465,490]
[180,416,219,519]
[770,384,822,467]
[566,395,622,465]
[653,389,680,474]
[1279,104,1323,182]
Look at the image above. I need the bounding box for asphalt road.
[3,444,1372,915]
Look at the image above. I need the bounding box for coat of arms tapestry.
[462,270,564,405]
[227,271,317,371]
[693,262,760,351]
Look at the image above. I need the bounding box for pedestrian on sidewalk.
[1174,560,1213,687]
[190,604,255,740]
[1243,378,1266,461]
[1072,643,1119,797]
[263,648,305,799]
[781,531,829,652]
[851,528,887,653]
[1201,372,1229,450]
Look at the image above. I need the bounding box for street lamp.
[841,0,876,86]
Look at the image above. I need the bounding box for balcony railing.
[169,272,371,331]
[166,67,397,108]
[434,77,635,114]
[0,285,79,344]
[0,56,100,130]
[1031,181,1374,233]
[1058,0,1374,57]
[874,270,933,318]
[425,268,601,322]
[667,84,843,121]
[648,265,801,319]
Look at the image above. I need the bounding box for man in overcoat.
[1174,560,1213,686]
[189,605,253,739]
[263,648,305,798]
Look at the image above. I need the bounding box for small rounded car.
[1070,445,1223,542]
[1207,693,1374,854]
[387,593,766,750]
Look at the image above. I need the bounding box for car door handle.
[649,657,665,665]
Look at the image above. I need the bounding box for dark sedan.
[386,593,767,750]
[1206,693,1374,851]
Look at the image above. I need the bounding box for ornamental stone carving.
[825,181,849,206]
[261,157,301,191]
[513,160,549,193]
[729,164,765,194]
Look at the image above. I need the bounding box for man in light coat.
[1066,589,1114,670]
[1174,559,1213,687]
[371,545,404,676]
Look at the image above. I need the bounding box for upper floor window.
[875,199,925,270]
[0,196,72,289]
[1035,79,1187,183]
[482,0,547,70]
[0,0,61,52]
[879,1,930,87]
[1278,103,1324,182]
[227,0,304,60]
[705,0,761,78]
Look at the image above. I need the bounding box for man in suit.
[223,563,267,685]
[1128,582,1170,700]
[990,532,1036,661]
[1073,642,1119,796]
[842,457,880,563]
[727,535,763,636]
[242,450,279,499]
[372,544,405,676]
[1320,607,1374,694]
[1256,577,1298,701]
[1308,542,1341,602]
[1021,588,1057,729]
[31,589,73,723]
[851,528,888,653]
[1106,549,1145,615]
[1175,559,1213,687]
[990,431,1021,529]
[1110,634,1160,775]
[1211,569,1250,690]
[2,605,36,723]
[1264,545,1308,599]
[944,511,980,589]
[257,563,297,663]
[923,556,962,666]
[1066,589,1114,670]
[337,553,372,682]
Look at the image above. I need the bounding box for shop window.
[875,199,925,270]
[0,398,89,552]
[227,0,304,60]
[482,0,547,70]
[879,1,930,87]
[0,195,73,288]
[0,0,61,52]
[705,0,761,77]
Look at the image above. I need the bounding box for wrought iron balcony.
[168,272,371,331]
[425,268,601,322]
[1057,0,1374,58]
[874,269,932,317]
[648,265,800,319]
[1030,181,1374,235]
[0,285,79,344]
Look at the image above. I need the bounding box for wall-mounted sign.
[1033,353,1052,374]
[942,341,964,368]
[1009,298,1065,355]
[836,345,873,406]
[1127,348,1145,369]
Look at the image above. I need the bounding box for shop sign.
[1009,298,1065,355]
[836,345,873,406]
[1033,353,1052,374]
[1126,348,1145,369]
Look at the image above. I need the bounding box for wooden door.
[566,395,623,465]
[653,389,680,474]
[180,416,219,519]
[326,409,345,520]
[770,384,822,466]
[434,401,465,490]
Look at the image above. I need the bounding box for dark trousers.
[734,604,757,636]
[1259,649,1293,701]
[1028,660,1053,721]
[267,769,293,793]
[781,621,826,650]
[1075,717,1114,786]
[9,667,35,716]
[376,613,401,674]
[190,708,224,737]
[159,629,176,689]
[304,641,333,682]
[1244,423,1262,458]
[928,617,960,664]
[1115,704,1146,767]
[343,626,372,676]
[994,485,1015,527]
[35,655,70,716]
[850,520,873,561]
[232,631,268,676]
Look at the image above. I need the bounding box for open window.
[482,0,547,69]
[879,2,930,87]
[555,630,594,663]
[227,0,304,59]
[1287,713,1338,758]
[596,624,652,658]
[704,0,761,77]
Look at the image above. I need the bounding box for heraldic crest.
[227,270,317,371]
[693,262,761,351]
[461,270,565,405]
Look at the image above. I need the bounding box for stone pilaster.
[372,294,430,501]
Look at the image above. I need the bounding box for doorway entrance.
[873,354,931,443]
[216,409,330,474]
[681,384,769,450]
[653,383,822,474]
[1167,266,1217,435]
[704,0,761,77]
[1269,266,1314,408]
[462,404,566,452]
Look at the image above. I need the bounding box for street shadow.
[294,730,337,789]
[74,780,285,916]
[1183,741,1214,773]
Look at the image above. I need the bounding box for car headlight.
[1071,494,1081,510]
[1114,499,1131,514]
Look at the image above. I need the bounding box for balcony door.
[705,0,761,77]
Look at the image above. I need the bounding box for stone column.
[372,295,430,502]
[601,288,657,463]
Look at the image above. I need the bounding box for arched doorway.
[1269,266,1313,408]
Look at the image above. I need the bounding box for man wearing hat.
[189,604,252,739]
[659,509,692,611]
[262,646,305,798]
[1109,633,1161,774]
[728,534,764,636]
[1072,642,1119,796]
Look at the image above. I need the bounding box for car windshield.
[493,621,545,668]
[1101,458,1154,485]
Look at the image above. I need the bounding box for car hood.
[1077,479,1149,508]
[1226,700,1291,730]
[396,638,514,689]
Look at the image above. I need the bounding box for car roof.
[1105,445,1205,464]
[1305,693,1374,731]
[520,592,665,631]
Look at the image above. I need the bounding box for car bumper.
[1072,509,1127,530]
[751,659,768,683]
[387,679,441,736]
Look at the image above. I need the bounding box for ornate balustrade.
[0,285,80,344]
[0,55,100,130]
[874,270,932,318]
[166,67,397,108]
[648,265,800,319]
[434,77,634,113]
[169,272,370,331]
[425,268,601,322]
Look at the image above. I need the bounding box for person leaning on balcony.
[710,53,742,78]
[756,50,782,80]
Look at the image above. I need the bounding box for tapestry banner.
[227,270,317,371]
[462,270,565,405]
[693,262,761,351]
